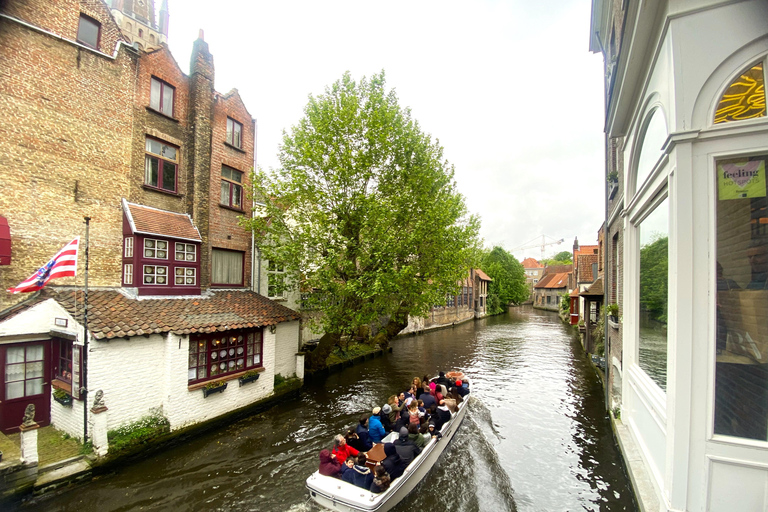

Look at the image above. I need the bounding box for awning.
[0,216,10,265]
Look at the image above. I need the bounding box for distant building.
[105,0,169,52]
[533,265,571,312]
[521,257,544,301]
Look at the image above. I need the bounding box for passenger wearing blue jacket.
[368,407,387,443]
[342,454,374,490]
[355,414,374,450]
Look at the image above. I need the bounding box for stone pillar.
[19,404,39,465]
[91,390,109,457]
[295,353,305,380]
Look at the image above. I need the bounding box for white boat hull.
[306,379,470,512]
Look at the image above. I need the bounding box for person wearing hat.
[368,406,386,444]
[393,426,421,466]
[380,404,393,433]
[455,379,469,397]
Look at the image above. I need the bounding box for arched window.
[139,28,144,38]
[634,109,668,193]
[126,22,132,33]
[714,62,766,124]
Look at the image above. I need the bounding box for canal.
[25,306,635,512]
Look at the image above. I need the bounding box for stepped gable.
[43,289,299,340]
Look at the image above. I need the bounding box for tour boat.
[306,373,470,512]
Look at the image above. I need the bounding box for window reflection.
[635,110,668,193]
[638,198,669,391]
[715,154,768,440]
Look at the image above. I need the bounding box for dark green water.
[24,306,635,511]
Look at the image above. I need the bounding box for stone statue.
[93,389,105,409]
[22,404,36,427]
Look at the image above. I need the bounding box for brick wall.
[208,90,255,288]
[0,7,136,310]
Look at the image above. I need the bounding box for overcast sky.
[167,0,606,261]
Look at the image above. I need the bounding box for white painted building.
[591,0,768,510]
[0,289,301,439]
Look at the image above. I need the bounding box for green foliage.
[274,373,286,387]
[640,235,668,323]
[605,303,619,317]
[325,342,379,365]
[552,251,573,263]
[592,315,605,356]
[53,388,70,400]
[480,246,528,314]
[107,411,170,452]
[245,71,481,339]
[560,292,570,314]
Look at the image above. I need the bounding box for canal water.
[25,306,635,512]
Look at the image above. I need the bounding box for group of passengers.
[317,372,470,494]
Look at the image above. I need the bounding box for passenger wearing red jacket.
[331,434,361,462]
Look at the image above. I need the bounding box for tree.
[480,246,528,314]
[245,71,481,369]
[542,250,573,266]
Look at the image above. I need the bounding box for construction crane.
[513,235,565,262]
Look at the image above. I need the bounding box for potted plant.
[578,318,586,333]
[203,380,227,398]
[606,303,620,323]
[238,370,261,387]
[53,388,73,406]
[606,171,619,183]
[607,171,619,199]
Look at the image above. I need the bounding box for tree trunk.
[370,305,409,349]
[304,332,341,371]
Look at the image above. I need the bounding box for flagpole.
[83,217,90,444]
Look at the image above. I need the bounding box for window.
[5,344,44,400]
[175,242,196,262]
[145,138,178,192]
[226,118,243,148]
[143,264,168,285]
[220,166,243,209]
[77,14,100,50]
[124,263,133,285]
[268,260,286,299]
[715,153,768,441]
[124,236,134,257]
[715,62,766,124]
[634,109,667,195]
[447,294,455,307]
[638,197,669,391]
[150,77,175,117]
[175,267,196,286]
[211,249,243,286]
[56,342,73,384]
[188,330,263,383]
[144,238,168,259]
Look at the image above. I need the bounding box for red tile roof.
[124,201,202,242]
[521,257,543,268]
[534,272,569,289]
[42,289,299,340]
[475,269,492,281]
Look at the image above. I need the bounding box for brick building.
[0,0,301,438]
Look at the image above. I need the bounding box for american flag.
[7,237,80,294]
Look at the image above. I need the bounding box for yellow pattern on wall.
[715,63,766,124]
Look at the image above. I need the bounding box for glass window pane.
[221,181,230,205]
[715,63,766,124]
[162,144,176,161]
[26,378,43,396]
[635,110,668,192]
[27,344,43,361]
[162,85,174,116]
[150,78,161,111]
[145,156,159,187]
[232,184,242,208]
[7,347,24,364]
[6,381,24,400]
[715,154,768,440]
[211,249,243,285]
[146,138,162,155]
[26,360,43,379]
[222,166,231,180]
[162,162,176,191]
[77,16,99,48]
[638,197,669,391]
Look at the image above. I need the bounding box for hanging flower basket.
[203,381,227,398]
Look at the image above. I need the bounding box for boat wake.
[400,398,518,512]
